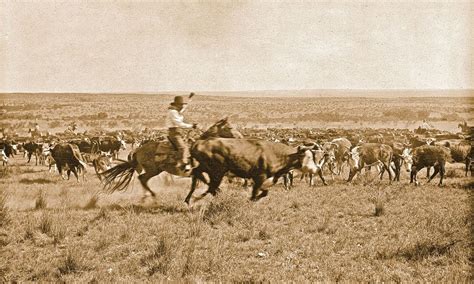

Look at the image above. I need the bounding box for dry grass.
[0,143,472,282]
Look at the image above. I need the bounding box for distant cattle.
[0,141,15,159]
[186,138,306,203]
[405,145,451,186]
[23,142,42,165]
[347,143,394,183]
[50,143,87,181]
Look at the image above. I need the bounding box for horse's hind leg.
[138,169,162,199]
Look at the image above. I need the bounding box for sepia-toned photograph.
[0,1,472,282]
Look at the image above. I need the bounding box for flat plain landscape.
[0,91,473,282]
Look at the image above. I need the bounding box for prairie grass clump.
[0,190,10,227]
[141,235,173,276]
[83,194,99,210]
[57,250,84,275]
[38,213,52,235]
[0,167,10,179]
[35,190,47,210]
[202,192,246,226]
[186,207,204,238]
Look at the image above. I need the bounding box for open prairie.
[0,92,473,282]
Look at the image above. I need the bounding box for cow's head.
[347,147,361,170]
[401,148,413,172]
[119,138,127,150]
[297,146,316,169]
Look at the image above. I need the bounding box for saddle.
[154,140,178,164]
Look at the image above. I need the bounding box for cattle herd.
[0,123,472,202]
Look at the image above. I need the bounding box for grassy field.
[1,153,472,282]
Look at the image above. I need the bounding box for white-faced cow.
[93,137,127,159]
[347,143,394,183]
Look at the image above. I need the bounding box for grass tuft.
[35,190,47,210]
[38,213,52,235]
[57,251,83,275]
[83,194,99,210]
[20,178,54,184]
[141,235,173,276]
[0,190,10,227]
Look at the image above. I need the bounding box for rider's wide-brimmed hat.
[170,96,188,106]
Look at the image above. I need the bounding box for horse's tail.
[101,154,138,193]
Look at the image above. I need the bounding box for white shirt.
[165,106,193,129]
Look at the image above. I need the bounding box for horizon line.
[1,88,473,95]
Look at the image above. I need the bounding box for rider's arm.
[178,104,188,114]
[169,109,193,128]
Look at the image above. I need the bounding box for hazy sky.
[1,1,472,92]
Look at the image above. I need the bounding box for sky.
[1,1,472,93]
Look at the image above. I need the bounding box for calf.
[405,145,451,186]
[347,143,394,183]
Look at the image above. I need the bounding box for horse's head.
[199,117,243,139]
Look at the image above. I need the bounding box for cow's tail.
[100,153,138,193]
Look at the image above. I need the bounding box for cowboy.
[166,94,197,171]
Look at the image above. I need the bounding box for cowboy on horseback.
[166,93,197,171]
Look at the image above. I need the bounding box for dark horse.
[100,118,243,200]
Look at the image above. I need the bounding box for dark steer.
[186,138,305,203]
[347,143,394,183]
[406,145,451,186]
[51,143,87,181]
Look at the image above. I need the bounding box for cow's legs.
[465,157,470,177]
[439,163,446,185]
[317,169,327,186]
[347,168,358,182]
[70,167,80,182]
[184,170,209,204]
[206,173,225,197]
[410,167,423,185]
[138,169,162,199]
[427,165,440,183]
[384,163,392,184]
[251,175,266,201]
[426,167,431,178]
